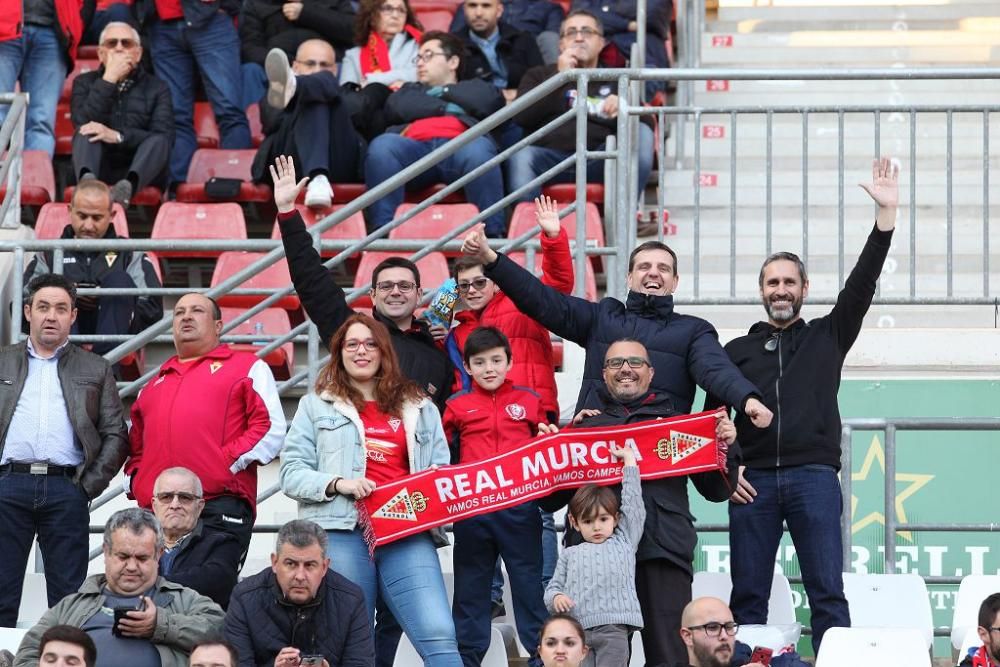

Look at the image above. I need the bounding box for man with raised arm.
[705,157,899,654]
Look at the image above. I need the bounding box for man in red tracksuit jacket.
[442,326,550,667]
[126,292,286,569]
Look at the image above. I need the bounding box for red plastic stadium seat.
[78,45,99,60]
[150,202,247,258]
[330,183,367,203]
[507,200,605,270]
[175,149,272,203]
[388,203,479,252]
[220,307,295,380]
[144,251,164,284]
[194,102,220,149]
[246,103,264,147]
[0,150,55,206]
[271,205,367,258]
[33,202,129,239]
[406,183,466,204]
[412,4,455,32]
[508,251,598,302]
[351,251,450,309]
[542,183,605,204]
[210,251,300,312]
[55,103,74,155]
[61,59,100,102]
[64,185,162,208]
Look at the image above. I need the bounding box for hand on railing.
[269,155,309,214]
[535,195,562,238]
[859,156,899,231]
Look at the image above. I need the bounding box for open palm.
[859,157,899,208]
[269,155,308,212]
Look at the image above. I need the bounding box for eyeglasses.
[344,339,379,353]
[412,51,448,64]
[560,27,601,39]
[154,491,201,504]
[295,59,334,69]
[686,622,739,638]
[604,356,650,370]
[379,4,407,14]
[987,627,1000,634]
[375,280,417,293]
[457,277,491,294]
[101,38,139,49]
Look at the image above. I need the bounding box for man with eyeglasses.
[363,30,508,237]
[705,158,899,654]
[126,293,287,572]
[505,9,655,206]
[959,593,1000,667]
[70,21,173,206]
[271,156,454,413]
[559,339,741,666]
[252,40,390,208]
[151,467,243,608]
[678,598,766,667]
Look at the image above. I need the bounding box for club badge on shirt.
[505,403,526,421]
[209,361,223,374]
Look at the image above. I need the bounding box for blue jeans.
[729,464,851,653]
[505,122,654,204]
[0,472,90,626]
[326,528,462,667]
[147,13,251,182]
[364,134,507,237]
[0,25,68,155]
[82,3,135,44]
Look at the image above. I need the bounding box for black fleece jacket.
[705,224,893,471]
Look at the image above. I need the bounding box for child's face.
[465,346,512,392]
[571,507,619,544]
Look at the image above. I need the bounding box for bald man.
[678,597,765,667]
[126,293,286,568]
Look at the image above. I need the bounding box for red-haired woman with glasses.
[339,0,422,88]
[280,313,461,666]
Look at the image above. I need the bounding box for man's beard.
[691,642,732,667]
[763,294,802,323]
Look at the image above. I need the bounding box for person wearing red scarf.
[959,594,1000,667]
[339,0,421,88]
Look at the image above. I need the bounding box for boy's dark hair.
[371,257,421,289]
[27,273,77,308]
[979,593,1000,630]
[463,326,511,364]
[452,255,485,279]
[568,483,620,522]
[39,625,97,667]
[190,637,239,667]
[627,240,678,275]
[420,31,465,73]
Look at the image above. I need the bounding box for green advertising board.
[690,379,1000,658]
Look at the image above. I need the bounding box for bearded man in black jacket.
[705,157,900,654]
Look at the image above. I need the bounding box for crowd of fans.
[1,151,970,667]
[0,0,670,231]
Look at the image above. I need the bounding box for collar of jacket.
[162,343,235,373]
[60,223,120,240]
[625,291,675,320]
[372,308,435,345]
[80,573,183,606]
[595,388,672,415]
[747,317,808,337]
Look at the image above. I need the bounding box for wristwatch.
[116,131,124,144]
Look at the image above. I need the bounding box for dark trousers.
[290,71,366,183]
[201,494,254,571]
[0,472,90,626]
[72,131,170,190]
[73,270,137,355]
[453,502,547,667]
[635,558,691,667]
[729,464,850,653]
[375,596,403,667]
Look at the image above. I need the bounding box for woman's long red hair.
[314,313,424,416]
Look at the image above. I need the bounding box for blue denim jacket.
[280,391,450,532]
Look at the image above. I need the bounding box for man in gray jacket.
[0,273,129,628]
[15,508,225,667]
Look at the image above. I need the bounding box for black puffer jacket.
[239,0,355,64]
[454,23,543,89]
[70,67,174,151]
[384,79,505,133]
[159,520,243,609]
[224,567,373,667]
[484,253,762,415]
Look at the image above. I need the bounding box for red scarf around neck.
[360,25,422,76]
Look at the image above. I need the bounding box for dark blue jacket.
[483,253,762,414]
[450,0,564,35]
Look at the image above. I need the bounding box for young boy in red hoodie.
[443,326,551,667]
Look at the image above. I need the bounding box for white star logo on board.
[372,488,418,522]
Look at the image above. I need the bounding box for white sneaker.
[265,48,296,109]
[305,174,333,209]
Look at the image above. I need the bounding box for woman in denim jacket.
[281,313,461,667]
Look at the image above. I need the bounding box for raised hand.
[269,155,309,213]
[461,223,498,264]
[859,157,900,231]
[609,442,636,466]
[534,195,562,238]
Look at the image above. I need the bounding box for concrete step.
[678,77,1000,97]
[716,3,1000,22]
[701,30,1000,51]
[688,89,1000,106]
[700,45,1000,66]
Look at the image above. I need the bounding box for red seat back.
[271,205,367,257]
[388,203,480,249]
[150,202,247,257]
[220,307,295,380]
[210,251,300,311]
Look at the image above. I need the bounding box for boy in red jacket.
[443,326,551,667]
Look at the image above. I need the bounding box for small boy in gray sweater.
[544,444,646,667]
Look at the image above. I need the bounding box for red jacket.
[0,0,89,63]
[443,380,543,464]
[125,344,286,512]
[448,228,574,417]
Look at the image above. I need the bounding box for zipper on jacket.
[774,332,783,467]
[492,392,499,456]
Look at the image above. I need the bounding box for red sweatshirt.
[442,380,543,464]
